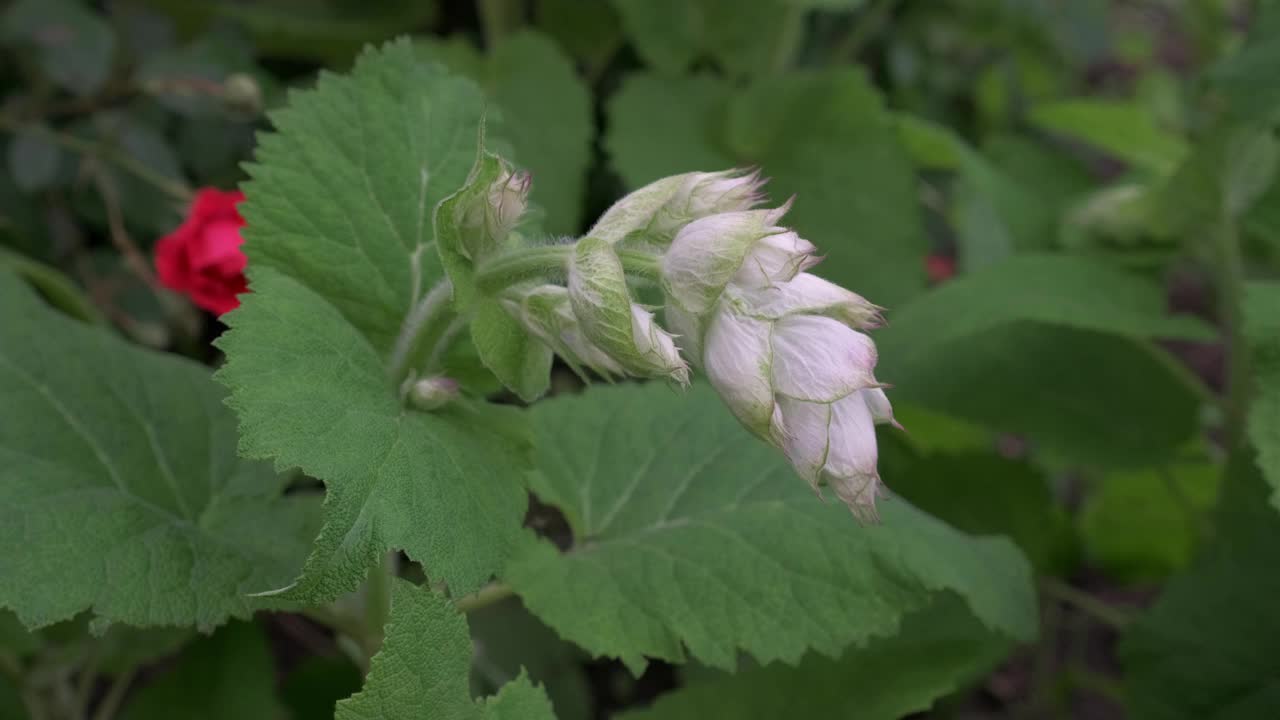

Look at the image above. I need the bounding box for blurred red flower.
[154,188,248,315]
[925,253,955,284]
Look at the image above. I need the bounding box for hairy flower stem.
[453,582,514,613]
[473,242,661,295]
[388,280,455,383]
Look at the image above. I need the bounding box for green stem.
[362,553,396,654]
[473,243,662,295]
[478,0,520,46]
[89,668,135,720]
[768,5,807,74]
[0,116,191,202]
[1040,579,1131,630]
[388,279,455,382]
[1215,219,1251,449]
[454,583,514,613]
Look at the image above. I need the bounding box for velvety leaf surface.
[1121,454,1280,719]
[0,272,315,631]
[619,596,1009,720]
[216,42,533,601]
[337,580,556,720]
[606,70,928,307]
[505,384,1037,674]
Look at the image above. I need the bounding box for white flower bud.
[588,169,766,246]
[732,231,820,289]
[488,166,532,239]
[661,204,792,315]
[730,273,883,329]
[568,237,689,384]
[408,376,460,411]
[501,285,625,380]
[701,296,894,521]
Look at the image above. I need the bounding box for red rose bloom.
[154,188,248,315]
[925,253,956,285]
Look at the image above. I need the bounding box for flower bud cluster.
[494,169,896,519]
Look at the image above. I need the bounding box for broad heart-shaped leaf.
[876,255,1216,468]
[504,383,1037,675]
[606,70,928,308]
[1121,453,1280,719]
[0,272,316,631]
[1245,282,1280,509]
[619,596,1008,720]
[417,31,593,236]
[337,579,556,720]
[216,41,534,602]
[119,622,283,720]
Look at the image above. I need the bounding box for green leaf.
[1245,282,1280,508]
[884,322,1204,468]
[1080,462,1219,583]
[119,622,283,720]
[337,580,557,720]
[619,596,1008,720]
[6,126,63,193]
[469,599,591,720]
[879,254,1215,350]
[536,0,623,75]
[1121,453,1280,719]
[890,452,1073,574]
[419,31,593,236]
[610,0,796,77]
[505,383,1036,674]
[215,42,534,602]
[281,657,363,720]
[1208,2,1280,124]
[1029,99,1187,175]
[0,272,316,631]
[607,70,927,307]
[1,0,116,96]
[1152,125,1279,236]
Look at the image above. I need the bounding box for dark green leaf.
[0,272,316,631]
[505,383,1037,674]
[1245,282,1280,508]
[1,0,116,96]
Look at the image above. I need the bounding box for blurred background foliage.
[1,0,1278,718]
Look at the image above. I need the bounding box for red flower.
[925,254,956,284]
[154,188,248,315]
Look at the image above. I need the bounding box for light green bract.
[216,41,533,602]
[337,580,557,720]
[504,384,1037,674]
[0,272,316,631]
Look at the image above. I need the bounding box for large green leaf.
[889,452,1073,574]
[0,272,315,631]
[505,384,1036,674]
[619,596,1008,720]
[876,255,1214,467]
[610,0,796,77]
[1,0,116,96]
[337,580,556,720]
[607,70,928,308]
[1028,99,1187,175]
[119,622,284,720]
[1245,282,1280,508]
[216,42,533,602]
[1121,454,1280,719]
[418,31,593,235]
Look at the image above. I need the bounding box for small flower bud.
[223,73,262,115]
[661,204,794,315]
[409,376,460,411]
[588,169,766,247]
[568,237,689,384]
[501,285,625,380]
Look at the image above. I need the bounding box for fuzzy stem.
[454,583,514,613]
[1040,578,1131,630]
[473,243,662,295]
